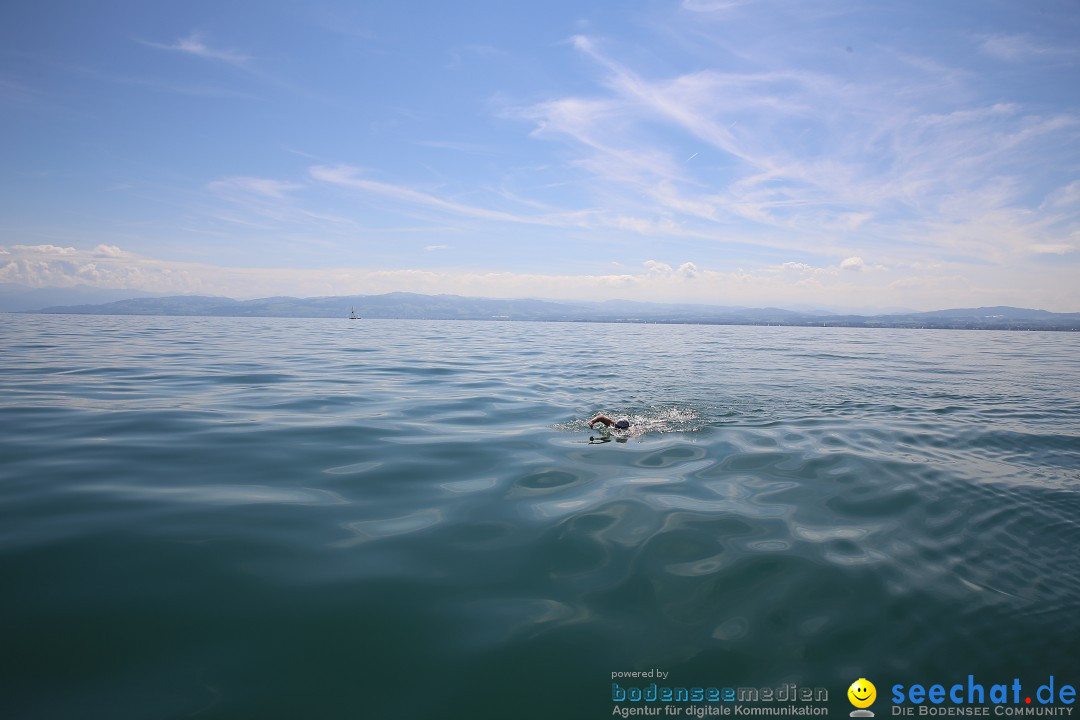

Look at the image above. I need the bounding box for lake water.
[2,315,1078,719]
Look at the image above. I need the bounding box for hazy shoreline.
[15,290,1080,331]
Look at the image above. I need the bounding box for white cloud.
[642,260,701,279]
[1042,181,1080,211]
[208,177,301,199]
[1028,244,1074,255]
[12,244,77,255]
[979,34,1074,62]
[677,262,699,278]
[501,33,1080,276]
[681,0,747,12]
[773,261,837,279]
[310,164,597,228]
[145,33,249,65]
[840,256,865,271]
[93,244,131,258]
[206,175,353,230]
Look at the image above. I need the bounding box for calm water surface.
[2,315,1078,719]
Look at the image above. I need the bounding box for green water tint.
[1,316,1078,719]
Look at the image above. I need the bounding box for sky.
[1,0,1078,311]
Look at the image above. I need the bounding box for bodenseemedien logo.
[849,678,877,717]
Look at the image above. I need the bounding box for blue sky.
[2,0,1078,311]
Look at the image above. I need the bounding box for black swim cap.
[615,420,630,429]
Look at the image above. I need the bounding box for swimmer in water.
[588,414,630,430]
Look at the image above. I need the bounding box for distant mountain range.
[8,287,1079,330]
[0,282,155,313]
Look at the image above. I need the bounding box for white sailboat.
[349,306,360,320]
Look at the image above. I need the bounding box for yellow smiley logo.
[848,678,876,709]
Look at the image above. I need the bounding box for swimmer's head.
[615,420,630,429]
